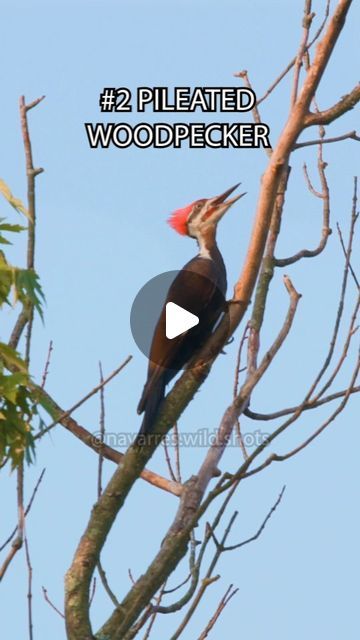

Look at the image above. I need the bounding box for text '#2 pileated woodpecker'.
[136,183,245,442]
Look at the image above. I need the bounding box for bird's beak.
[208,183,246,223]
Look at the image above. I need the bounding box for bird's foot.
[220,335,234,354]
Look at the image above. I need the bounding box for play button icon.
[130,270,229,370]
[165,302,199,339]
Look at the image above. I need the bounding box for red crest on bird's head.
[167,202,195,235]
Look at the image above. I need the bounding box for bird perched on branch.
[137,183,245,436]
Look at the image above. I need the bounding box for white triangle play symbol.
[165,302,199,340]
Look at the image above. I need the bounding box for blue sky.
[1,1,360,638]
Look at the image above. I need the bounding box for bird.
[137,183,245,437]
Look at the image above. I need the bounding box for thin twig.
[163,436,177,483]
[302,161,323,197]
[304,83,360,127]
[244,353,359,479]
[0,468,45,552]
[123,608,153,640]
[8,308,30,350]
[34,355,133,440]
[24,534,33,640]
[255,0,330,105]
[290,1,314,107]
[97,362,105,497]
[97,562,120,608]
[197,584,239,640]
[209,486,285,551]
[16,464,25,542]
[275,139,331,267]
[42,587,65,619]
[89,577,96,607]
[314,294,359,400]
[337,222,360,289]
[294,130,360,149]
[162,573,191,595]
[154,535,200,616]
[234,70,272,157]
[41,341,53,389]
[0,465,25,580]
[244,384,360,421]
[173,424,182,484]
[142,582,167,640]
[170,502,242,639]
[233,324,249,459]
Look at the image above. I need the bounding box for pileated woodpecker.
[137,183,244,436]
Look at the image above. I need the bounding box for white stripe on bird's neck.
[197,235,212,260]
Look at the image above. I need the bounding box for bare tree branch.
[32,381,182,496]
[275,140,331,266]
[244,352,359,478]
[97,362,105,498]
[142,581,167,640]
[294,129,360,149]
[233,324,249,459]
[234,70,272,157]
[208,487,285,552]
[170,512,238,639]
[244,384,360,421]
[307,176,358,399]
[314,294,359,400]
[24,534,34,640]
[163,436,178,484]
[196,275,301,495]
[197,584,239,640]
[337,221,360,289]
[42,587,65,619]
[34,355,133,440]
[0,462,25,581]
[41,340,53,389]
[255,0,331,106]
[305,83,360,127]
[290,0,314,107]
[8,96,44,351]
[0,468,45,552]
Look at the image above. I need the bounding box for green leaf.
[0,343,28,373]
[14,269,45,319]
[0,219,26,247]
[0,178,29,219]
[0,262,12,300]
[0,220,26,233]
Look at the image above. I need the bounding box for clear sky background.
[1,1,360,639]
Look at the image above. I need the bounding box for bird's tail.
[136,376,165,439]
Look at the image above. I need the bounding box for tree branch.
[197,584,238,640]
[294,129,360,149]
[275,138,331,267]
[244,384,360,421]
[304,83,360,127]
[32,379,181,496]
